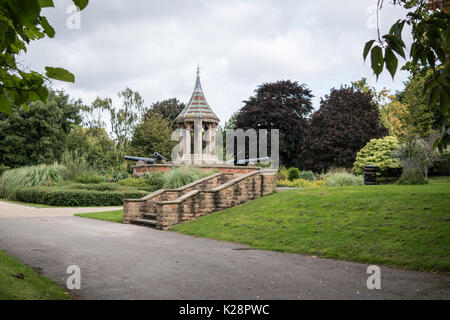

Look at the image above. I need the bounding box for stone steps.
[130,218,158,228]
[124,170,277,230]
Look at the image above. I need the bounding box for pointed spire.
[176,67,220,123]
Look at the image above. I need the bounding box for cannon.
[125,152,167,165]
[124,155,156,164]
[226,157,271,166]
[236,157,270,166]
[153,152,166,162]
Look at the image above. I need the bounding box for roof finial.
[196,65,200,77]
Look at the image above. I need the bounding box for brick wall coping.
[123,172,228,203]
[156,190,201,205]
[211,171,260,192]
[153,171,261,205]
[171,172,226,191]
[135,163,261,170]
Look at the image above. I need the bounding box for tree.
[0,0,88,115]
[147,98,185,129]
[0,90,81,167]
[235,80,313,167]
[301,87,387,172]
[129,113,176,159]
[363,1,449,151]
[66,126,116,169]
[93,88,146,154]
[353,136,402,177]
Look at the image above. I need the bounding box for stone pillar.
[210,123,216,157]
[184,123,191,163]
[178,124,184,160]
[194,119,203,164]
[205,123,212,156]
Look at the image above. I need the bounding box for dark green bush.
[110,171,129,182]
[0,165,10,176]
[287,167,300,181]
[15,186,147,206]
[75,173,107,184]
[141,171,165,189]
[118,177,150,187]
[71,183,118,191]
[432,152,450,176]
[300,170,315,181]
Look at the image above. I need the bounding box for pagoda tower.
[175,67,220,164]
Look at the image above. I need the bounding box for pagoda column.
[193,119,203,164]
[210,124,216,157]
[184,123,191,163]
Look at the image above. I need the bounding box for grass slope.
[0,250,70,300]
[172,182,450,272]
[75,209,124,223]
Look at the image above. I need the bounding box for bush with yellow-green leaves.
[353,136,402,177]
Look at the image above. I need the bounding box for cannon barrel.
[235,157,271,165]
[153,152,166,161]
[124,155,155,164]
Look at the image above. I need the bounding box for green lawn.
[0,250,70,300]
[172,180,450,272]
[75,209,124,223]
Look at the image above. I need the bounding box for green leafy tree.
[93,88,146,154]
[147,98,185,129]
[363,1,449,151]
[129,113,176,159]
[353,136,402,177]
[0,0,89,115]
[65,126,116,169]
[0,90,82,167]
[235,80,313,167]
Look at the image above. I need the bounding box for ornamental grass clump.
[162,167,214,189]
[324,172,364,187]
[0,165,69,198]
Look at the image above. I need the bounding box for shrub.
[277,178,324,188]
[300,170,314,181]
[278,166,289,180]
[162,167,212,189]
[287,167,300,181]
[75,173,107,184]
[110,171,129,182]
[15,186,147,206]
[324,172,363,186]
[118,177,149,188]
[353,136,402,176]
[432,152,450,176]
[61,150,92,179]
[141,171,165,189]
[0,165,69,198]
[397,161,428,185]
[71,183,117,191]
[0,165,10,176]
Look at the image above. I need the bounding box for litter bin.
[364,165,377,185]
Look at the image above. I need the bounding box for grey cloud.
[22,0,412,124]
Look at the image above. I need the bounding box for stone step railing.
[123,170,277,229]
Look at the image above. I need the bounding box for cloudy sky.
[21,0,411,125]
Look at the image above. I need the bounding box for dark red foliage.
[301,87,387,172]
[235,80,313,167]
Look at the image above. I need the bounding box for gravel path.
[0,200,122,218]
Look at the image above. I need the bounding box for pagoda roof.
[176,68,220,123]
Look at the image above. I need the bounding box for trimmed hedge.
[15,187,147,207]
